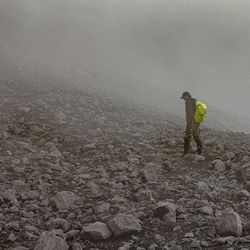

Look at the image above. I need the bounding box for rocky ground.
[1,80,250,250]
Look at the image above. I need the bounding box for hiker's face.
[183,96,189,101]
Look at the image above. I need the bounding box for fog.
[1,0,250,130]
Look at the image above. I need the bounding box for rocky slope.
[1,80,250,250]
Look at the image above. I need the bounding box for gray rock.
[184,153,195,161]
[143,163,163,182]
[217,208,242,236]
[65,230,80,239]
[34,231,69,250]
[48,218,70,232]
[225,152,235,160]
[148,244,157,250]
[242,220,250,232]
[242,156,249,163]
[194,155,205,162]
[162,161,174,170]
[95,203,110,214]
[197,181,210,192]
[200,241,209,247]
[184,232,194,238]
[215,236,237,244]
[6,221,20,231]
[2,189,19,206]
[11,247,29,250]
[118,242,132,250]
[82,222,112,240]
[53,191,76,210]
[237,189,250,199]
[113,162,129,171]
[72,243,83,250]
[108,213,142,236]
[198,206,214,216]
[83,143,96,151]
[212,159,226,172]
[136,189,155,202]
[8,232,17,242]
[189,240,200,248]
[25,190,40,200]
[24,225,40,235]
[154,201,176,223]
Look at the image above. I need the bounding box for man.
[181,91,203,155]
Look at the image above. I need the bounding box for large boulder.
[108,213,142,237]
[34,231,69,250]
[217,208,242,237]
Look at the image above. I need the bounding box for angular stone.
[34,231,69,250]
[2,189,19,206]
[212,159,226,172]
[8,232,17,242]
[198,206,213,216]
[72,243,83,250]
[154,201,176,223]
[83,143,96,151]
[195,155,205,162]
[136,189,155,202]
[243,221,250,232]
[197,181,210,192]
[95,203,110,214]
[82,222,112,240]
[65,230,80,239]
[225,152,235,160]
[25,190,40,200]
[142,163,163,182]
[48,218,70,232]
[53,191,76,210]
[217,208,242,236]
[237,190,250,199]
[108,213,142,236]
[6,221,20,231]
[11,247,29,250]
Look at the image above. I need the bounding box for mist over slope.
[1,0,250,134]
[1,65,250,135]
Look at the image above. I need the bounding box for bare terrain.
[0,80,250,250]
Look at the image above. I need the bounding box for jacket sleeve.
[186,99,196,130]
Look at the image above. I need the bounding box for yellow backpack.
[194,100,207,123]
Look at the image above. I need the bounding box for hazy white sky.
[0,0,250,117]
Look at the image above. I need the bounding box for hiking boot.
[194,138,203,155]
[184,138,190,155]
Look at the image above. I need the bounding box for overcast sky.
[1,0,250,118]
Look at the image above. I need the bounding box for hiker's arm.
[186,113,193,131]
[186,101,195,131]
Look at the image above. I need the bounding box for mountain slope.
[1,80,250,249]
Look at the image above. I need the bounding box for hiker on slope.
[181,91,206,156]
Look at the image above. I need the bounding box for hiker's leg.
[184,130,192,155]
[193,122,202,155]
